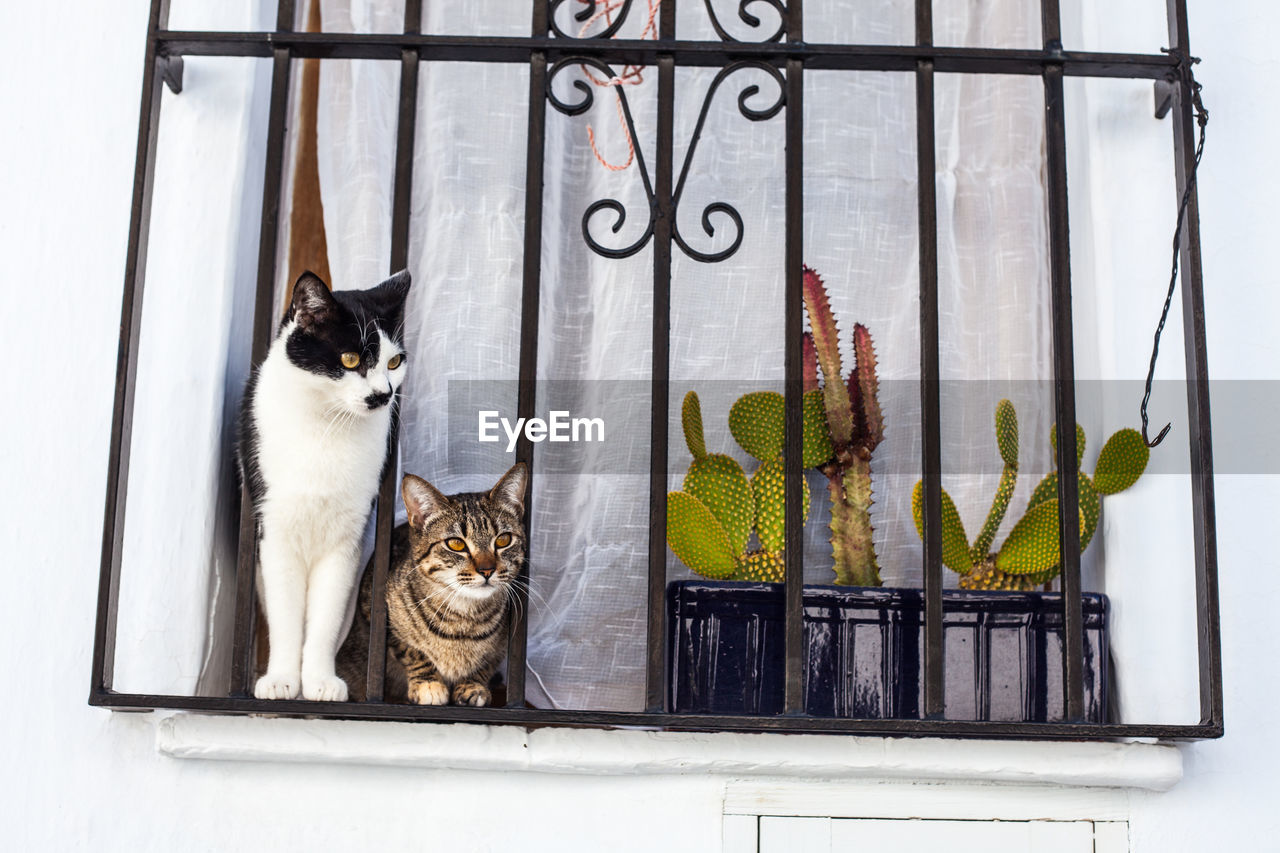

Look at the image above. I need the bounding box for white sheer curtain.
[311,0,1056,711]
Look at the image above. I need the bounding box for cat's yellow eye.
[446,537,468,552]
[387,353,403,370]
[495,533,512,549]
[340,352,360,369]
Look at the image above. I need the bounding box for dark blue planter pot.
[667,581,1110,722]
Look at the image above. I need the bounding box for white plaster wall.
[1114,1,1280,848]
[1,1,1277,850]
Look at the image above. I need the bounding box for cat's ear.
[368,269,412,319]
[402,473,449,530]
[488,462,528,516]
[290,271,339,330]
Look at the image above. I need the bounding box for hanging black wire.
[1141,53,1209,448]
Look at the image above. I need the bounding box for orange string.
[587,93,635,171]
[576,0,660,171]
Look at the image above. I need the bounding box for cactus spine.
[666,392,809,583]
[911,399,1151,590]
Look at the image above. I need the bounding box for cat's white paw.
[409,680,450,705]
[302,674,348,702]
[254,672,301,700]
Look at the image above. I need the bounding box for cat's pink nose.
[476,566,496,581]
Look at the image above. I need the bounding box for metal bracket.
[161,55,184,95]
[1154,79,1175,119]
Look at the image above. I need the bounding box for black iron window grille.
[91,0,1223,740]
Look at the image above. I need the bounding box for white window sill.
[155,713,1182,792]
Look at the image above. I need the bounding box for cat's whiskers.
[319,412,345,443]
[318,399,357,442]
[414,582,459,612]
[414,584,457,609]
[415,576,477,617]
[510,584,530,625]
[508,576,550,613]
[500,584,523,625]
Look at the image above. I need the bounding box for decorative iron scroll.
[703,0,786,43]
[549,0,636,40]
[548,57,657,259]
[549,0,786,43]
[672,61,784,262]
[548,58,785,262]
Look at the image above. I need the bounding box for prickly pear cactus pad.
[665,492,736,579]
[682,391,707,460]
[727,389,833,469]
[802,392,835,468]
[753,455,810,554]
[1092,428,1150,495]
[735,551,785,583]
[970,464,1017,565]
[996,399,1019,468]
[684,454,753,557]
[996,500,1087,576]
[1050,421,1087,469]
[1029,470,1101,548]
[727,391,781,461]
[911,481,974,574]
[970,399,1020,563]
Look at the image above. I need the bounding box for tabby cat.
[338,463,527,706]
[238,269,411,702]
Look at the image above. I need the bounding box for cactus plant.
[801,266,884,587]
[666,391,809,582]
[911,399,1151,591]
[716,267,886,587]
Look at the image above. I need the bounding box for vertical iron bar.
[1041,0,1085,721]
[91,0,172,697]
[782,0,805,716]
[641,1,677,714]
[645,16,677,713]
[405,0,422,35]
[1165,0,1222,728]
[916,0,944,720]
[230,4,296,697]
[277,0,297,30]
[507,0,550,708]
[365,0,423,702]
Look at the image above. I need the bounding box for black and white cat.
[238,269,411,701]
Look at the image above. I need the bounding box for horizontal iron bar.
[90,691,1222,741]
[155,31,1177,78]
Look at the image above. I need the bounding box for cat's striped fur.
[339,463,527,706]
